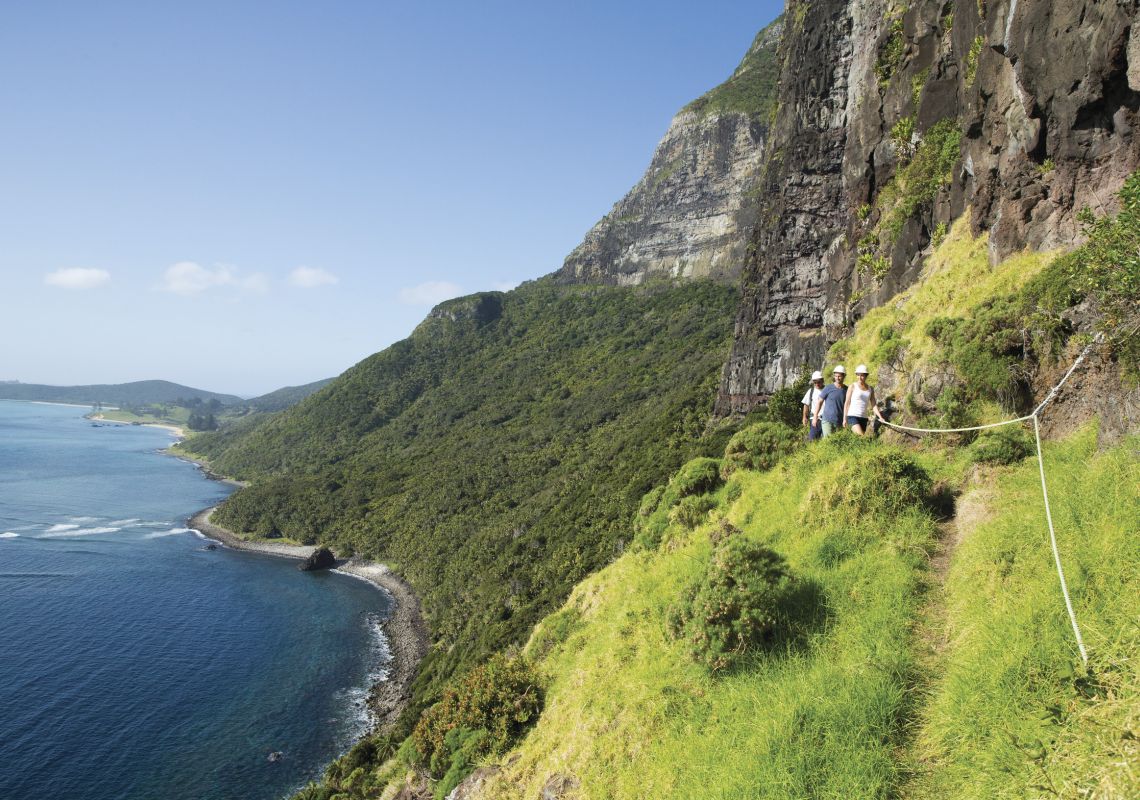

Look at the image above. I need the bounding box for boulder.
[299,547,336,571]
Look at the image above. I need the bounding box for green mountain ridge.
[0,379,242,407]
[179,280,743,710]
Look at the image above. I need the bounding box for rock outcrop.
[554,19,783,286]
[715,0,1140,415]
[298,547,336,571]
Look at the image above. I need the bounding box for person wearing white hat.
[843,364,885,436]
[812,365,848,438]
[801,370,826,440]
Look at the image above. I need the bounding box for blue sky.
[0,1,782,396]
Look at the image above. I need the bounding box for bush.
[433,728,488,800]
[667,537,795,672]
[722,422,803,477]
[637,485,666,518]
[412,654,543,779]
[970,425,1034,465]
[669,457,723,498]
[764,370,812,427]
[803,447,932,523]
[669,494,717,530]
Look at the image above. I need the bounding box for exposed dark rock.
[715,0,1140,416]
[298,547,336,571]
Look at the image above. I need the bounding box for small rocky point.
[299,547,336,571]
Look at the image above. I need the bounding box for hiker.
[801,370,825,440]
[812,365,848,438]
[843,364,885,436]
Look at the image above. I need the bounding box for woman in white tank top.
[843,365,884,436]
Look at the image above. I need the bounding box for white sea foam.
[39,526,122,538]
[68,516,100,523]
[109,518,141,526]
[0,532,19,539]
[143,528,194,539]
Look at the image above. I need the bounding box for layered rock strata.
[716,0,1140,415]
[555,20,783,286]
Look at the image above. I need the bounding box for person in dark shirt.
[812,365,848,438]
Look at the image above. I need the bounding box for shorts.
[847,415,870,429]
[820,420,838,437]
[807,422,822,441]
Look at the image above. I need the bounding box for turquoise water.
[0,401,391,799]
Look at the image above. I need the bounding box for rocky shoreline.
[187,506,429,733]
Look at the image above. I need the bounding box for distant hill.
[242,379,334,413]
[0,380,242,407]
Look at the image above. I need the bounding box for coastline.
[87,413,187,438]
[187,506,429,733]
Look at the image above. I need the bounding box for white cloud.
[493,280,520,292]
[160,262,268,295]
[45,268,110,290]
[398,280,464,306]
[288,266,339,288]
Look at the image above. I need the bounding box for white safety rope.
[874,340,1099,665]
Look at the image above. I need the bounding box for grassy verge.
[905,427,1139,798]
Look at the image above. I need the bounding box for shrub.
[669,457,723,498]
[412,654,543,779]
[971,425,1034,465]
[722,422,803,477]
[667,537,795,672]
[433,728,488,800]
[764,370,812,427]
[528,606,582,661]
[670,494,717,529]
[637,485,666,518]
[803,447,932,523]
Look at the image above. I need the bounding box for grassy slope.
[459,220,1138,799]
[907,428,1139,798]
[833,210,1053,380]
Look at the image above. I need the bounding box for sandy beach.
[87,413,186,439]
[187,506,429,732]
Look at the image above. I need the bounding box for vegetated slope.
[0,379,242,407]
[243,378,335,413]
[180,280,740,708]
[423,198,1139,800]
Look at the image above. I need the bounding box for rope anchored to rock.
[877,340,1099,665]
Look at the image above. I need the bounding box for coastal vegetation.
[177,280,741,720]
[294,185,1139,797]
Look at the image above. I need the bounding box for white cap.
[811,370,824,381]
[855,364,869,375]
[833,365,846,375]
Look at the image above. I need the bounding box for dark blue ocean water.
[0,401,391,800]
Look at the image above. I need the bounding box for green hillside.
[0,379,242,407]
[178,279,742,709]
[299,183,1139,799]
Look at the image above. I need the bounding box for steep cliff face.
[716,0,1140,414]
[555,19,782,286]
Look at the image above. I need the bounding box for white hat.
[811,370,824,381]
[833,365,846,374]
[855,364,869,375]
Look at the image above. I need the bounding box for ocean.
[0,400,391,799]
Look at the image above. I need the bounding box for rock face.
[555,19,783,286]
[298,547,336,571]
[715,0,1140,415]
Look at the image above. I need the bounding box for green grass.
[473,436,942,799]
[92,406,191,427]
[906,427,1139,798]
[832,211,1053,391]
